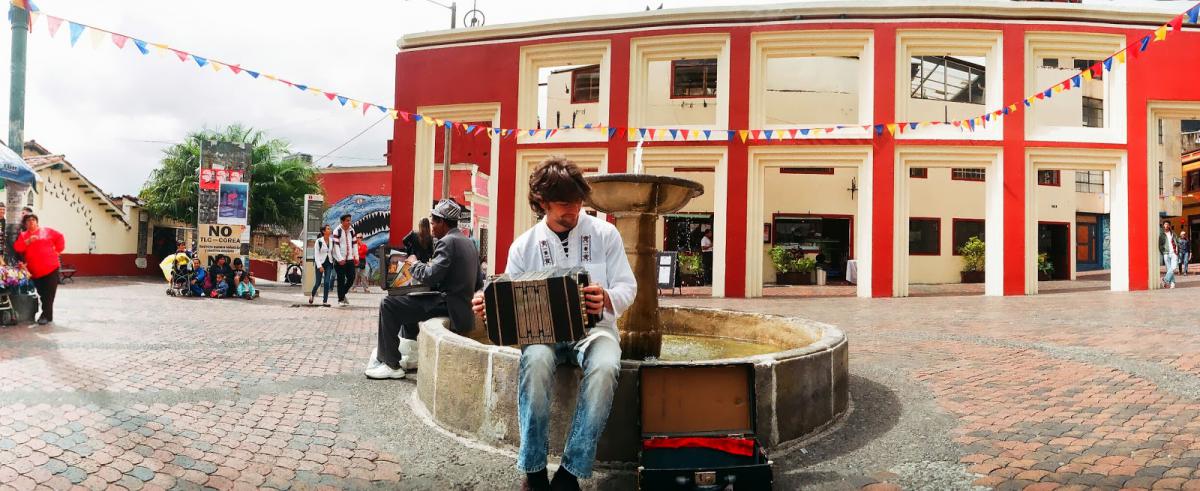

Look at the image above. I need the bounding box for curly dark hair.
[527,156,591,217]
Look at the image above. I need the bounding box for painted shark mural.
[323,194,391,275]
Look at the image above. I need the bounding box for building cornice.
[398,0,1187,50]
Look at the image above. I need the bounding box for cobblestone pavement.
[2,274,1199,490]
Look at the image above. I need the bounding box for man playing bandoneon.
[473,157,636,491]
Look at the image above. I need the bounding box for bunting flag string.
[8,0,1200,143]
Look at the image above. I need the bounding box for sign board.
[656,252,678,290]
[198,223,245,265]
[198,141,251,265]
[301,194,324,292]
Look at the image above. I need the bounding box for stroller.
[160,252,195,297]
[166,268,194,297]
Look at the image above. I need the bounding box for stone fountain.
[411,170,849,464]
[584,173,703,360]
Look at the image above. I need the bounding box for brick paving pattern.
[1,274,1199,489]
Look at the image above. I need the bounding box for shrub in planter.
[770,246,817,285]
[959,236,986,284]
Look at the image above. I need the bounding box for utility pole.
[8,4,27,156]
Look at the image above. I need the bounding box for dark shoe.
[550,468,580,491]
[36,317,49,325]
[522,469,550,491]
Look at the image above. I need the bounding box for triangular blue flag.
[377,105,387,113]
[1071,75,1081,88]
[336,96,348,106]
[494,128,502,136]
[638,128,648,139]
[412,114,423,122]
[1002,107,1010,115]
[583,123,592,129]
[444,121,453,130]
[983,114,991,122]
[296,84,308,91]
[529,130,537,137]
[245,70,259,78]
[68,22,84,46]
[967,120,975,131]
[132,39,149,55]
[1139,35,1151,52]
[703,130,712,140]
[607,127,617,139]
[1103,58,1113,71]
[763,130,774,140]
[668,129,678,140]
[1023,99,1031,107]
[1189,6,1198,24]
[800,128,810,136]
[1044,88,1053,98]
[192,56,208,68]
[909,122,918,130]
[727,130,736,140]
[875,125,884,136]
[465,124,476,133]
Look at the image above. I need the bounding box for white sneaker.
[364,364,406,380]
[398,339,419,371]
[366,348,383,371]
[1170,282,1177,289]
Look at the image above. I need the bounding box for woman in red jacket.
[13,214,65,325]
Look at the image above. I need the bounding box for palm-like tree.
[139,124,321,229]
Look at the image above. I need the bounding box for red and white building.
[388,0,1200,298]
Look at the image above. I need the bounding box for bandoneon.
[483,266,600,346]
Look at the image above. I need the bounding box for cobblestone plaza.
[1,277,1199,490]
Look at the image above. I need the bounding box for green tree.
[139,124,321,228]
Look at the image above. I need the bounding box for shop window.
[1038,170,1061,186]
[909,167,928,178]
[909,218,940,255]
[671,59,718,98]
[951,168,986,182]
[909,56,986,106]
[570,66,600,104]
[1075,170,1105,193]
[1187,170,1200,193]
[952,219,985,255]
[1082,97,1103,128]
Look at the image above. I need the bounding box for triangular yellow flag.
[1052,84,1063,94]
[211,62,223,72]
[350,100,359,109]
[1116,51,1126,64]
[306,87,321,94]
[152,43,170,55]
[388,110,399,120]
[737,130,749,143]
[1154,26,1167,41]
[813,128,825,136]
[885,123,897,136]
[1082,69,1092,81]
[88,27,107,48]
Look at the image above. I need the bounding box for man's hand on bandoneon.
[582,284,608,315]
[471,291,486,318]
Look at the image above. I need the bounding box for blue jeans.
[517,328,621,478]
[1164,254,1177,285]
[310,260,334,302]
[1182,252,1191,274]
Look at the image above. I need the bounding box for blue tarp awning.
[0,144,37,187]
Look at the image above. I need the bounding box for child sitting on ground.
[188,259,207,297]
[210,272,229,298]
[232,258,257,300]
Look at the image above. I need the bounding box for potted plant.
[676,252,704,286]
[770,246,817,285]
[959,236,986,284]
[1037,253,1055,281]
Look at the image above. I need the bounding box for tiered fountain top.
[585,174,704,215]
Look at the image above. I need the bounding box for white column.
[984,154,1005,297]
[856,159,873,298]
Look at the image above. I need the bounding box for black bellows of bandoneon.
[483,266,601,346]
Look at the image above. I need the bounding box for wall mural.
[322,193,391,277]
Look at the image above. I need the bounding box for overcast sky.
[0,0,1189,196]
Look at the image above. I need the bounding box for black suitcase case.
[637,363,773,490]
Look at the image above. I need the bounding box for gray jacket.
[411,228,484,333]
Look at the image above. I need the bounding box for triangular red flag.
[323,92,337,101]
[110,33,128,49]
[171,49,189,62]
[648,129,658,140]
[681,129,691,140]
[363,103,372,115]
[228,64,243,75]
[1172,15,1184,32]
[399,111,411,122]
[1035,92,1045,100]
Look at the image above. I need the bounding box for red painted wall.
[60,254,157,277]
[250,259,278,281]
[318,169,392,205]
[391,13,1200,296]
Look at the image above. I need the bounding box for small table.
[845,260,858,284]
[59,267,77,284]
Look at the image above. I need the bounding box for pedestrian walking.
[13,214,65,325]
[1178,230,1191,276]
[1160,221,1179,289]
[331,214,358,306]
[309,225,335,305]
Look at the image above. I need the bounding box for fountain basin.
[414,307,849,464]
[585,173,704,215]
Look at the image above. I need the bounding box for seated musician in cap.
[365,199,483,380]
[472,157,636,491]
